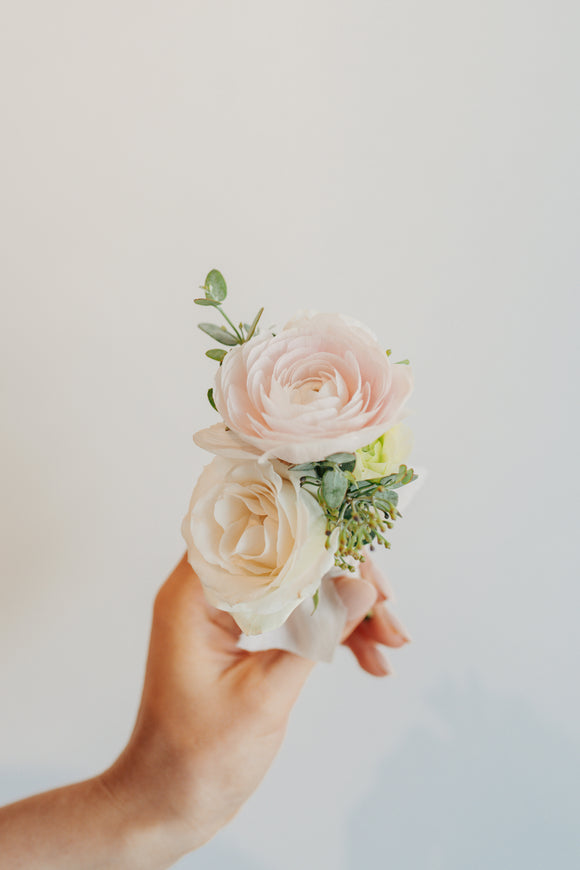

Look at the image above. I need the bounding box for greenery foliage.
[194,267,417,571]
[195,269,264,409]
[292,456,418,571]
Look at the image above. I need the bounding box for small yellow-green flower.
[354,424,413,481]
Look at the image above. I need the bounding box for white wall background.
[1,2,579,867]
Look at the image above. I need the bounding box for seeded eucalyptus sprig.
[292,455,418,572]
[195,269,264,409]
[195,269,264,350]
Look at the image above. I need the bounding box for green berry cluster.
[292,455,417,571]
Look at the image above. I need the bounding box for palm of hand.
[104,553,408,852]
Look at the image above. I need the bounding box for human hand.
[99,552,410,860]
[337,556,412,676]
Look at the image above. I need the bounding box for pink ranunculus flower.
[212,311,413,464]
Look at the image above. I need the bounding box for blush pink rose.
[212,311,413,464]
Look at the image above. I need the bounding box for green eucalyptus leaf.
[205,348,227,362]
[316,456,355,473]
[374,491,399,514]
[352,480,380,495]
[321,469,348,510]
[291,462,317,475]
[204,269,227,302]
[198,323,239,345]
[245,307,264,341]
[194,297,219,307]
[325,452,356,466]
[207,388,217,411]
[389,467,417,489]
[311,588,320,614]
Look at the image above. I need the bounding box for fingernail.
[373,649,394,676]
[360,559,396,601]
[375,572,396,602]
[335,577,377,623]
[387,611,413,643]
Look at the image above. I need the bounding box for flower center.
[290,376,329,404]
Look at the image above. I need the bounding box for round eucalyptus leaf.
[205,269,227,302]
[321,469,348,510]
[205,348,227,362]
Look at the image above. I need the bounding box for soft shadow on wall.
[1,679,577,870]
[346,679,579,870]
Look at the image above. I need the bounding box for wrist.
[96,748,199,868]
[98,718,211,866]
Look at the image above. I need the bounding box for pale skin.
[0,553,410,869]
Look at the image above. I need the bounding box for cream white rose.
[181,452,335,635]
[212,311,413,464]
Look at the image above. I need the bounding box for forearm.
[0,772,193,870]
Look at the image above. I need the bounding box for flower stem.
[216,306,243,342]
